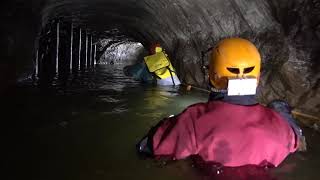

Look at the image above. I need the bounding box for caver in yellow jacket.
[144,46,181,86]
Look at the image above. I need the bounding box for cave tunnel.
[2,0,320,179]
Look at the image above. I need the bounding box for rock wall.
[260,0,320,116]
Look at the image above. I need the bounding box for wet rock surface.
[95,29,147,65]
[260,0,320,116]
[2,0,320,116]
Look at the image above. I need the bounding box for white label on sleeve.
[227,78,257,96]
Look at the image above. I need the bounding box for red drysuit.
[139,100,298,167]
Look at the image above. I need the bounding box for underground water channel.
[7,64,320,180]
[5,22,320,179]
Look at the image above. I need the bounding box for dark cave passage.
[34,19,147,87]
[1,0,320,180]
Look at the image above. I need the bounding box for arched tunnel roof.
[41,0,282,47]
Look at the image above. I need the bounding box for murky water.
[4,64,320,180]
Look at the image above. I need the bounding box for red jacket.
[140,100,298,167]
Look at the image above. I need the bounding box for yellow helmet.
[209,38,261,90]
[155,46,163,53]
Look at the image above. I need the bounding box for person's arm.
[137,103,206,159]
[136,119,164,157]
[268,100,307,152]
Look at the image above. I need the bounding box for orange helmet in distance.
[209,38,261,90]
[150,43,163,54]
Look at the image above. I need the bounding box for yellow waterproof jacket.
[144,51,176,79]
